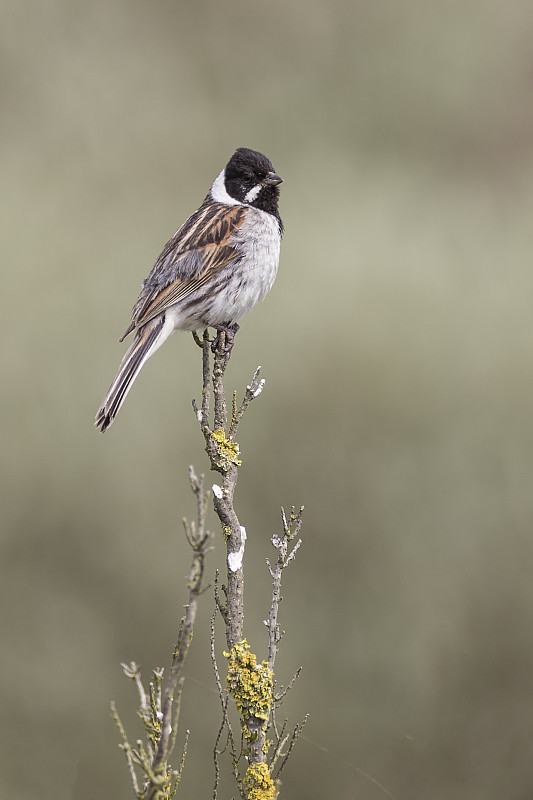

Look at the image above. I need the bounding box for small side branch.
[266,506,304,672]
[273,714,310,781]
[229,366,265,441]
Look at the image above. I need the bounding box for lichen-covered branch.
[111,465,211,799]
[192,331,264,651]
[192,330,305,800]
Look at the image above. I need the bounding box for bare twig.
[211,611,242,800]
[266,506,304,672]
[228,366,265,440]
[274,666,303,705]
[273,714,310,781]
[111,700,141,796]
[269,717,289,774]
[174,729,190,793]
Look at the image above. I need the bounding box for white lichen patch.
[253,379,266,398]
[228,526,247,572]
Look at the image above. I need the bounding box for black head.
[224,147,283,220]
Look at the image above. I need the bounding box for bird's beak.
[264,171,283,186]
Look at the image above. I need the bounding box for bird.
[95,147,283,432]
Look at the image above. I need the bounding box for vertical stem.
[222,464,244,649]
[194,332,279,785]
[212,335,230,431]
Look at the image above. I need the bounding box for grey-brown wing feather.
[120,202,246,340]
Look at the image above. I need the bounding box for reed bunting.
[95,147,283,432]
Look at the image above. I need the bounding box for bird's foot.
[211,323,240,354]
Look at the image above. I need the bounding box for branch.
[145,467,211,797]
[192,330,265,650]
[112,327,305,800]
[112,464,212,799]
[192,331,305,800]
[266,506,304,672]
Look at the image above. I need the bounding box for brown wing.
[120,202,247,340]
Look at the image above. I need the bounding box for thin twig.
[267,507,304,671]
[274,714,309,780]
[274,666,303,705]
[111,700,140,796]
[173,729,190,795]
[228,366,265,441]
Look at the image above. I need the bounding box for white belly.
[213,208,281,321]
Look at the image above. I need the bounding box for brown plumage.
[120,203,248,341]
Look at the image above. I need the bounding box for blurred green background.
[3,1,533,797]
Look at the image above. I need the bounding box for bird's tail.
[95,317,167,432]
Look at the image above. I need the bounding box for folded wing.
[120,202,247,340]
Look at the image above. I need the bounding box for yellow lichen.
[244,762,278,800]
[222,525,232,540]
[224,640,273,736]
[212,429,242,469]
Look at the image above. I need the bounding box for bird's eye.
[242,174,253,185]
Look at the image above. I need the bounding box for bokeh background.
[3,1,533,798]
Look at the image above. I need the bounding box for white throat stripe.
[243,184,262,203]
